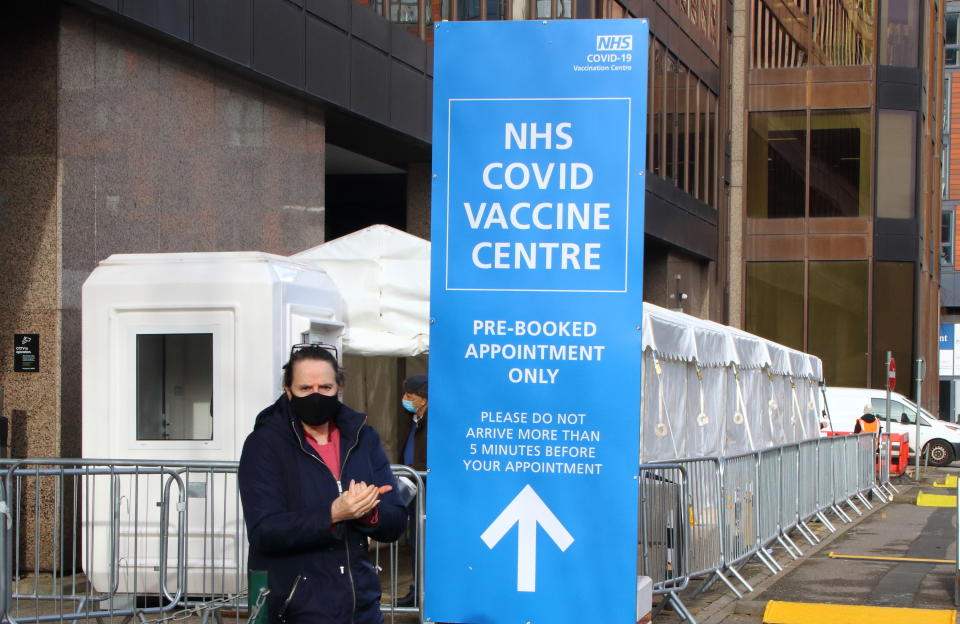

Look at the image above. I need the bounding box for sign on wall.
[426,19,649,624]
[941,323,957,377]
[13,334,39,372]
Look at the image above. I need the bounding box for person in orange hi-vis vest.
[854,405,881,434]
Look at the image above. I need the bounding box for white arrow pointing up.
[480,484,574,592]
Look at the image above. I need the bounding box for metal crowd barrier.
[0,435,883,624]
[648,433,884,611]
[0,459,426,624]
[955,479,960,608]
[796,439,819,544]
[374,465,427,622]
[637,463,694,622]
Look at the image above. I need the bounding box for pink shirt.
[305,421,341,481]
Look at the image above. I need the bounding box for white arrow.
[480,484,574,592]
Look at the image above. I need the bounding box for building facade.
[940,1,960,419]
[1,0,433,458]
[373,0,734,318]
[733,0,942,410]
[378,0,943,405]
[0,0,945,458]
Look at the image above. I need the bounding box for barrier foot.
[728,564,754,593]
[652,591,697,624]
[651,597,669,619]
[884,480,900,494]
[856,492,873,510]
[779,533,801,559]
[714,570,744,599]
[666,591,698,624]
[755,548,780,574]
[871,486,890,503]
[69,598,90,624]
[816,511,837,533]
[797,521,819,545]
[689,573,719,599]
[846,498,862,517]
[765,546,785,571]
[832,504,852,524]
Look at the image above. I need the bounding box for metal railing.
[955,479,960,608]
[637,463,694,622]
[649,433,885,610]
[0,434,884,624]
[0,460,426,624]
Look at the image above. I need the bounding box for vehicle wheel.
[924,440,954,467]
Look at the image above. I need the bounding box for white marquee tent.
[293,225,824,461]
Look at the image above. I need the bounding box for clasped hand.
[330,480,392,523]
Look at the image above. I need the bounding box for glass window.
[745,262,805,351]
[747,111,806,218]
[944,144,950,200]
[870,399,926,425]
[649,40,665,178]
[943,211,955,266]
[697,81,709,204]
[879,0,919,67]
[676,64,689,190]
[687,76,699,198]
[945,77,951,134]
[704,92,720,208]
[871,262,914,391]
[665,54,679,182]
[809,110,871,218]
[808,261,868,387]
[949,14,960,68]
[605,0,626,18]
[536,0,572,17]
[645,48,717,209]
[458,0,481,19]
[876,109,916,219]
[137,334,214,441]
[389,0,428,23]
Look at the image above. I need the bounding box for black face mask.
[289,392,340,427]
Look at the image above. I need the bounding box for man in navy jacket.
[239,345,406,623]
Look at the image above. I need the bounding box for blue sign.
[426,19,648,624]
[941,323,954,347]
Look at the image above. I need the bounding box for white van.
[823,387,960,466]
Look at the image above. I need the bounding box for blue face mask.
[402,399,417,413]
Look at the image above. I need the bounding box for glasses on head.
[289,342,339,361]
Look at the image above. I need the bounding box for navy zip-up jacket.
[239,395,405,623]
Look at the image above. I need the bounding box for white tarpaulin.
[290,225,824,459]
[640,303,824,461]
[292,225,430,357]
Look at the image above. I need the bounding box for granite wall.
[0,4,63,459]
[2,3,328,462]
[56,4,328,457]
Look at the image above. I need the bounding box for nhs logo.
[596,35,633,51]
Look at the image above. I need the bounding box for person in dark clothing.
[400,375,428,471]
[238,345,406,624]
[396,374,427,608]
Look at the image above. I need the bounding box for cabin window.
[136,333,214,441]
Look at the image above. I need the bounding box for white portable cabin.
[81,252,344,595]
